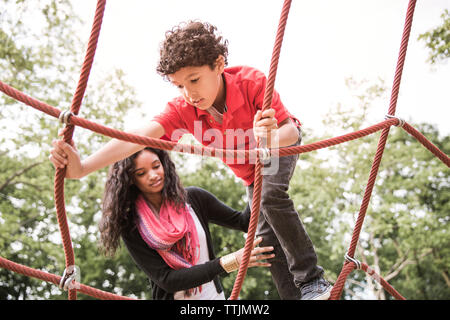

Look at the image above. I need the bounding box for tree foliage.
[418,9,450,64]
[1,1,448,301]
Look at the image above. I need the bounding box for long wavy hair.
[99,147,187,256]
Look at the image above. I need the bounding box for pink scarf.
[135,193,200,275]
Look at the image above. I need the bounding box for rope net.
[0,0,448,300]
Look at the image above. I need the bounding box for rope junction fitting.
[385,114,406,127]
[59,110,74,125]
[257,147,271,163]
[344,253,362,270]
[59,265,78,291]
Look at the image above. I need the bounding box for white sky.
[73,0,450,137]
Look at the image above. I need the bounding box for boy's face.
[168,56,225,110]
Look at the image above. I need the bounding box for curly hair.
[156,21,229,79]
[99,148,187,256]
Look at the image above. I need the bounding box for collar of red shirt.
[194,70,245,120]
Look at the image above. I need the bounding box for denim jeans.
[246,128,324,299]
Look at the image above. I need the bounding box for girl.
[99,147,274,300]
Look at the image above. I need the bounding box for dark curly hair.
[156,21,229,79]
[99,148,186,256]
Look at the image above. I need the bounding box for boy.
[50,21,331,300]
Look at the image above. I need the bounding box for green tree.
[418,9,450,64]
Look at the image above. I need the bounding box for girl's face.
[133,150,165,195]
[168,56,225,110]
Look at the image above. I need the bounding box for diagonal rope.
[0,79,410,161]
[330,0,417,300]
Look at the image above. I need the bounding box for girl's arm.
[186,186,250,232]
[122,227,223,293]
[122,227,273,293]
[50,121,165,179]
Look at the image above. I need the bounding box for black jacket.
[121,186,250,300]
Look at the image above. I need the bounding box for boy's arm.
[50,121,165,179]
[253,108,299,148]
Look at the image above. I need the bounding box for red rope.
[331,262,405,300]
[53,0,106,300]
[0,256,134,300]
[0,0,448,301]
[330,0,417,300]
[0,79,403,163]
[402,122,450,167]
[229,0,292,299]
[387,1,417,117]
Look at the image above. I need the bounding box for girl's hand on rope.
[234,236,275,268]
[253,108,279,148]
[49,130,83,179]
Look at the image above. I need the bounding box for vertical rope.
[261,0,292,112]
[229,0,292,300]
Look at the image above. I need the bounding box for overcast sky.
[73,0,449,137]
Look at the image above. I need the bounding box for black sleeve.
[186,186,250,232]
[121,226,225,293]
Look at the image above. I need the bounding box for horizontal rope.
[0,256,134,300]
[0,79,404,162]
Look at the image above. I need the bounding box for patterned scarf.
[135,194,201,296]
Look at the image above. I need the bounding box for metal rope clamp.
[257,147,271,164]
[58,110,73,125]
[385,114,405,127]
[59,265,78,291]
[344,252,362,270]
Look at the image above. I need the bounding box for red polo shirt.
[153,65,300,186]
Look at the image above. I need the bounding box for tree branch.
[0,161,44,192]
[384,249,433,282]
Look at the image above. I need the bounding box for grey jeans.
[246,128,324,299]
